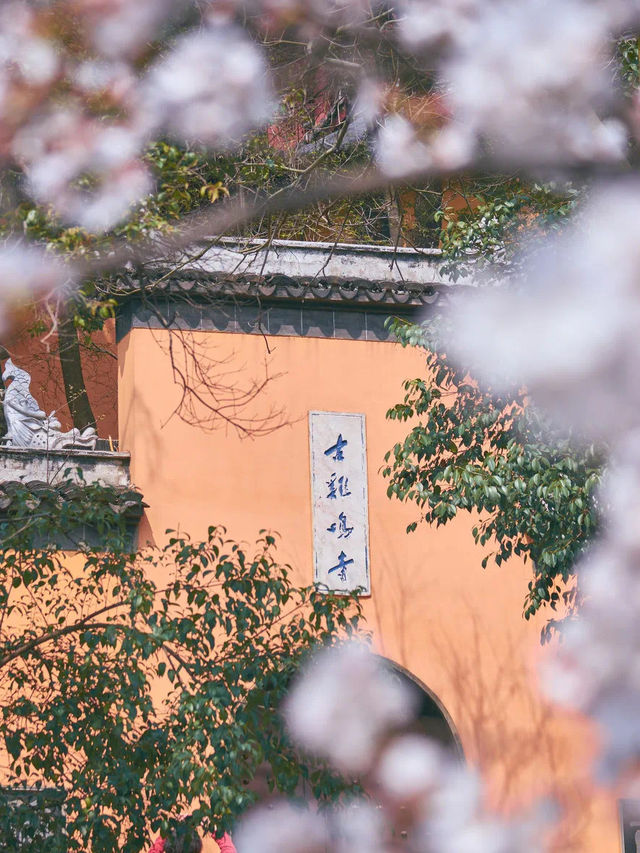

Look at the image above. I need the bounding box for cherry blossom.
[447,182,640,440]
[544,435,640,779]
[235,802,329,853]
[0,3,59,88]
[375,115,433,179]
[440,0,625,164]
[396,0,479,51]
[333,800,387,853]
[0,241,73,332]
[276,642,544,852]
[14,109,152,231]
[283,643,416,774]
[0,3,275,230]
[143,25,275,149]
[69,0,181,60]
[375,735,445,802]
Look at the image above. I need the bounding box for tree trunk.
[386,189,419,247]
[58,316,96,431]
[386,189,402,246]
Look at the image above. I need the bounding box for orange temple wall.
[114,325,620,852]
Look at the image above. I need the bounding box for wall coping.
[115,238,473,340]
[156,237,461,289]
[0,447,131,488]
[212,236,444,256]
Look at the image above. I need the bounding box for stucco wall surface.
[118,326,620,852]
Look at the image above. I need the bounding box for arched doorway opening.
[380,658,464,761]
[379,659,465,844]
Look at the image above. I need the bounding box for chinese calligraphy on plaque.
[309,411,371,594]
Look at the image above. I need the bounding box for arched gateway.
[382,659,464,760]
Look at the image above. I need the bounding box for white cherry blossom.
[235,802,328,853]
[396,0,479,51]
[333,800,387,853]
[70,0,181,60]
[0,241,73,332]
[376,735,445,802]
[447,182,640,440]
[283,643,415,774]
[14,109,151,231]
[375,115,433,179]
[143,25,275,149]
[441,0,624,164]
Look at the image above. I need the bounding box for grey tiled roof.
[132,271,442,308]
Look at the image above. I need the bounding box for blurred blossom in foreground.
[235,802,328,853]
[376,735,444,802]
[375,116,432,179]
[70,0,181,60]
[333,800,386,853]
[74,160,153,233]
[283,643,415,774]
[0,3,59,89]
[238,0,377,27]
[545,436,640,779]
[235,797,389,853]
[447,182,640,440]
[0,241,73,332]
[444,174,640,781]
[423,762,544,853]
[441,0,625,164]
[71,59,137,102]
[144,26,275,149]
[0,0,633,229]
[397,0,479,51]
[14,109,152,232]
[0,6,275,228]
[352,78,386,128]
[375,114,474,179]
[273,642,544,851]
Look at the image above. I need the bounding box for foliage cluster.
[0,485,364,852]
[0,479,144,551]
[383,320,603,634]
[437,179,580,282]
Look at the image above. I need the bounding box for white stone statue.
[1,358,97,450]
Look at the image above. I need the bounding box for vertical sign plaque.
[309,411,371,595]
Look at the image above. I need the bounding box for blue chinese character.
[324,433,348,462]
[326,474,352,500]
[328,550,354,582]
[327,512,354,539]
